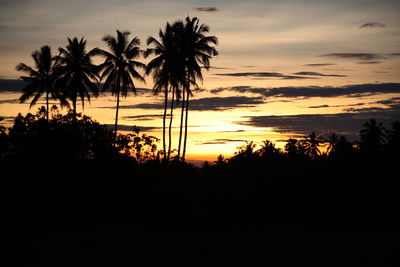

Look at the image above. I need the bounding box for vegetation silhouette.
[99,30,146,139]
[56,37,100,122]
[175,17,218,161]
[4,16,399,265]
[1,107,399,265]
[15,17,217,162]
[145,22,183,161]
[16,45,68,120]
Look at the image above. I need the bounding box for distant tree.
[386,120,400,155]
[215,154,227,166]
[326,133,338,155]
[16,45,68,120]
[56,37,100,121]
[303,132,323,159]
[258,140,281,160]
[99,30,146,139]
[359,118,386,154]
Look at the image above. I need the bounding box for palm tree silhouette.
[326,133,338,155]
[16,45,68,120]
[304,132,323,159]
[145,23,183,161]
[176,16,218,161]
[56,37,100,121]
[99,30,146,139]
[360,118,386,154]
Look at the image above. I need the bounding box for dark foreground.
[3,158,399,266]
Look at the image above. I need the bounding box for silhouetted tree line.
[1,107,399,166]
[15,16,218,163]
[2,111,399,265]
[0,106,159,163]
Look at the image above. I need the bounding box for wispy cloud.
[193,7,219,12]
[319,53,384,61]
[304,63,336,67]
[358,61,382,64]
[292,71,347,77]
[215,72,314,80]
[122,114,164,121]
[198,139,247,145]
[100,96,265,111]
[359,22,386,29]
[104,124,161,132]
[237,108,399,139]
[210,83,400,99]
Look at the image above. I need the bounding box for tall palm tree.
[56,37,100,121]
[304,132,323,159]
[145,23,184,161]
[99,30,146,139]
[16,45,67,120]
[176,16,218,161]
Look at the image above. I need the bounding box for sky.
[1,0,400,161]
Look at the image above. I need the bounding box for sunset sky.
[1,0,399,162]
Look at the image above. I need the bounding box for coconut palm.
[99,30,146,139]
[16,45,68,120]
[56,37,100,121]
[145,23,184,161]
[304,132,323,159]
[176,16,218,161]
[359,118,386,154]
[326,133,338,155]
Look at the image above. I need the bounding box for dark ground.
[3,159,399,266]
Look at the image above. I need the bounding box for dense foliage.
[0,106,159,162]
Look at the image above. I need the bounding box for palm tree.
[304,132,323,159]
[56,37,100,121]
[99,30,146,139]
[326,133,338,155]
[16,45,68,120]
[176,16,218,161]
[360,118,386,154]
[145,23,184,161]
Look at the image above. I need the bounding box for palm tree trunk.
[46,90,49,121]
[114,86,120,140]
[162,88,168,161]
[182,89,190,161]
[167,87,175,161]
[177,88,185,160]
[72,97,77,124]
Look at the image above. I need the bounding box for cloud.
[101,96,265,111]
[123,114,164,121]
[104,124,161,132]
[359,22,386,29]
[292,71,347,77]
[304,63,336,67]
[237,107,399,140]
[308,105,330,109]
[0,98,18,104]
[307,103,365,109]
[214,72,315,80]
[0,79,26,92]
[193,7,219,12]
[358,61,382,64]
[210,83,400,99]
[198,139,247,145]
[319,53,384,61]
